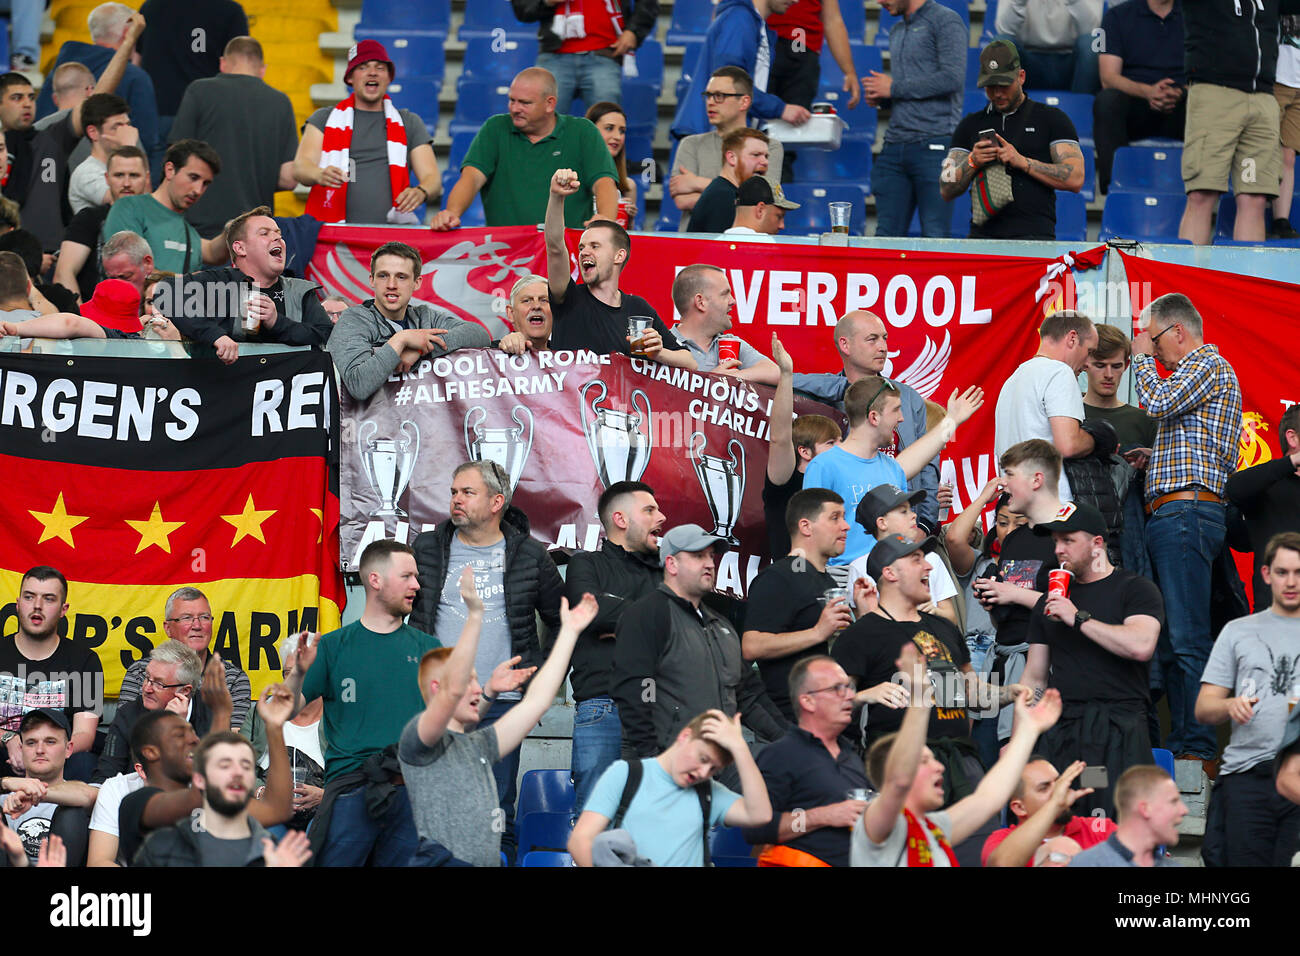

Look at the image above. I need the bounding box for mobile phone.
[1080,765,1109,790]
[977,128,996,143]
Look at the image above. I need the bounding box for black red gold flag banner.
[0,350,343,697]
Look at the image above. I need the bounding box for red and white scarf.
[306,93,408,223]
[903,809,960,867]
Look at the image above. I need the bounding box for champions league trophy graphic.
[579,380,652,488]
[464,405,534,493]
[359,420,420,519]
[688,432,746,545]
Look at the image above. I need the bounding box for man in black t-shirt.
[763,335,842,560]
[0,567,103,783]
[544,168,695,367]
[940,40,1086,240]
[744,488,862,720]
[972,440,1065,745]
[53,145,151,304]
[1021,502,1164,819]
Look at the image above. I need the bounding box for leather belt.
[1145,489,1223,515]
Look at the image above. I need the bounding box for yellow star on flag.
[125,502,186,554]
[222,494,276,546]
[310,508,324,544]
[29,492,89,547]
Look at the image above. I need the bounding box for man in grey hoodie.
[326,240,491,400]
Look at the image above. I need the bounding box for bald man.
[792,310,941,531]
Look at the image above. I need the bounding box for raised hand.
[1016,687,1062,734]
[290,631,320,677]
[699,709,747,757]
[201,654,232,715]
[771,333,793,375]
[487,655,537,697]
[36,834,66,868]
[560,592,599,635]
[551,168,581,197]
[1049,760,1094,814]
[458,566,484,614]
[945,385,985,425]
[263,829,313,867]
[257,682,295,729]
[0,823,26,866]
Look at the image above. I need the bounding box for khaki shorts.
[1275,82,1300,152]
[1182,83,1282,195]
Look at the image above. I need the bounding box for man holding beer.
[667,263,778,382]
[544,168,695,369]
[1018,501,1165,819]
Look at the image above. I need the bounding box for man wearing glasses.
[668,66,787,231]
[1131,292,1241,780]
[117,586,251,729]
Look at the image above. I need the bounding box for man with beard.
[1020,502,1164,818]
[496,274,553,355]
[102,139,228,272]
[611,524,788,783]
[131,726,309,867]
[0,709,98,866]
[327,241,490,400]
[53,146,151,304]
[564,481,667,811]
[117,682,295,865]
[166,206,333,364]
[982,757,1116,866]
[408,462,563,861]
[544,168,695,367]
[741,656,875,866]
[687,128,773,235]
[286,540,444,867]
[0,567,102,782]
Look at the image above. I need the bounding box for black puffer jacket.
[1063,417,1124,566]
[511,0,660,56]
[408,506,563,671]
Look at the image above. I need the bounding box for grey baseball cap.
[855,484,926,533]
[865,533,936,580]
[658,523,729,566]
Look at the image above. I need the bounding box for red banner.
[311,226,1102,520]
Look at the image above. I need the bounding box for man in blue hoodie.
[670,0,812,139]
[34,2,161,174]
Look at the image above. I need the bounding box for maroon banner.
[339,350,843,597]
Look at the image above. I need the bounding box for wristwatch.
[1074,610,1093,630]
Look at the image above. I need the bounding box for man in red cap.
[293,39,441,225]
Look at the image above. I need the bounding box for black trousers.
[1093,87,1187,194]
[770,37,822,183]
[1203,763,1300,867]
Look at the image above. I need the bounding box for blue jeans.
[1014,35,1100,95]
[315,783,419,867]
[1,0,41,61]
[1145,500,1226,759]
[571,696,622,814]
[537,51,622,114]
[873,137,954,237]
[478,697,521,860]
[1120,483,1151,578]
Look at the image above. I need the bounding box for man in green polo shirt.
[432,67,619,230]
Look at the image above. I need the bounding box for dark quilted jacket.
[1063,417,1124,566]
[408,506,563,670]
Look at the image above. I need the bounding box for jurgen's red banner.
[313,226,1099,520]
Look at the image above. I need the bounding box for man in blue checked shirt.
[1131,292,1242,777]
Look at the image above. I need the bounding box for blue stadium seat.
[1056,191,1087,241]
[1036,91,1094,144]
[358,0,449,34]
[620,84,659,135]
[449,79,509,136]
[710,826,753,859]
[814,83,878,144]
[1215,187,1300,240]
[963,89,992,119]
[676,41,705,105]
[630,38,665,94]
[521,851,575,867]
[461,36,540,85]
[667,0,718,44]
[656,199,684,231]
[876,0,969,47]
[818,44,882,87]
[384,77,441,125]
[1099,190,1185,241]
[797,143,871,184]
[441,170,485,227]
[625,133,655,189]
[779,183,869,236]
[966,47,983,88]
[517,770,575,818]
[1110,146,1184,193]
[1151,748,1175,777]
[352,31,446,82]
[836,1,866,44]
[448,132,477,172]
[981,0,999,44]
[517,811,573,856]
[460,0,535,39]
[1079,143,1096,201]
[906,199,970,239]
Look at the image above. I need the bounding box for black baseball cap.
[977,39,1021,87]
[855,484,926,534]
[736,176,800,210]
[1031,501,1108,537]
[866,533,936,580]
[18,707,71,737]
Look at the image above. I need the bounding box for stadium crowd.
[1,0,1299,869]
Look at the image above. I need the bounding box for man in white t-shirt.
[86,767,145,866]
[994,310,1098,501]
[847,484,960,627]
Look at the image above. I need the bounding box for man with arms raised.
[327,240,490,400]
[545,168,694,367]
[982,757,1115,866]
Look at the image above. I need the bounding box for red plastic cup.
[1047,568,1073,599]
[717,335,741,364]
[616,198,633,229]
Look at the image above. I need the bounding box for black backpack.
[610,759,713,867]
